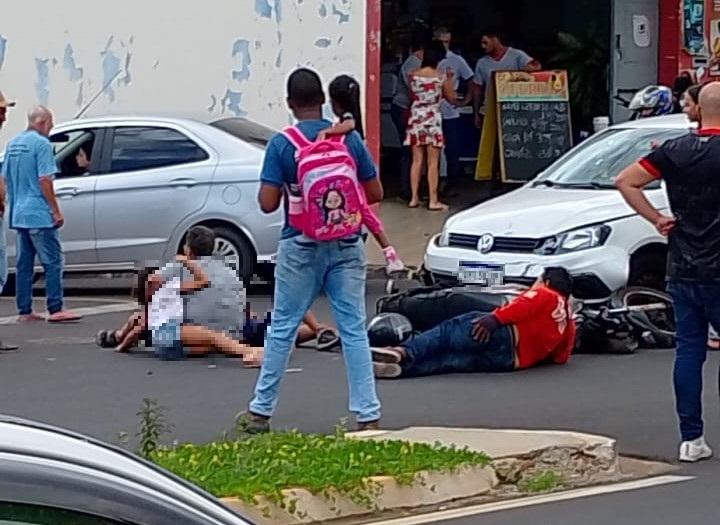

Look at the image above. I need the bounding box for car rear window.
[209,118,275,149]
[110,127,209,173]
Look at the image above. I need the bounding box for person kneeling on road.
[371,267,576,378]
[145,254,262,366]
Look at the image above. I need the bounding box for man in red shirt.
[372,267,575,378]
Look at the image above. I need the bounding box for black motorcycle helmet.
[367,313,414,347]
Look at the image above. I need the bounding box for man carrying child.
[238,68,383,432]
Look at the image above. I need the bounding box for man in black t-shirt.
[616,82,720,463]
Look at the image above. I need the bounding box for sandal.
[316,328,341,352]
[96,330,120,349]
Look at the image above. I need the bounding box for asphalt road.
[2,276,720,524]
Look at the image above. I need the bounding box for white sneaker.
[679,436,713,463]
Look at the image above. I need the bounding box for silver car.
[0,415,252,524]
[2,115,281,289]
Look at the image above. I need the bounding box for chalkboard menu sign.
[494,71,573,183]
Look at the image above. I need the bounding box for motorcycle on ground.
[375,282,675,354]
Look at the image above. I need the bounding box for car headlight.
[437,228,450,247]
[535,225,611,255]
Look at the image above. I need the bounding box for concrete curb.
[222,465,497,525]
[221,427,621,525]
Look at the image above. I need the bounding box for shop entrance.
[378,0,614,199]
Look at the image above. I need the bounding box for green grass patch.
[518,471,566,493]
[151,431,489,504]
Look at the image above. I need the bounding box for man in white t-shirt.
[436,28,474,192]
[473,27,541,128]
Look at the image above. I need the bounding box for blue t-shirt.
[260,119,378,239]
[1,130,58,229]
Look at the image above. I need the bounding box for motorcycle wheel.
[610,287,676,348]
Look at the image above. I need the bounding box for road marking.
[0,296,131,304]
[369,475,693,525]
[0,302,137,325]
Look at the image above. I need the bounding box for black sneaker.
[235,411,270,435]
[357,420,381,431]
[316,328,341,352]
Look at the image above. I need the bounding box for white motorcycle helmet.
[629,85,674,118]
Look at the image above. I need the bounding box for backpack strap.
[282,126,313,150]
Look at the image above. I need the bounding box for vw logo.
[477,234,494,254]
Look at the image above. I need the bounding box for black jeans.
[442,118,462,183]
[391,103,410,198]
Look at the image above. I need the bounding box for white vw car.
[424,114,693,299]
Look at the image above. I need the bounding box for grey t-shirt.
[473,47,533,112]
[392,54,422,110]
[158,257,246,339]
[438,51,474,120]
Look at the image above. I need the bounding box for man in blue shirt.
[0,91,19,350]
[1,106,81,323]
[238,68,383,432]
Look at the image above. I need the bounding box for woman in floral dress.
[405,41,457,211]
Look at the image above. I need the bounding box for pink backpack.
[283,126,365,241]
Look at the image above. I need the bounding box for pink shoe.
[47,310,83,323]
[383,246,405,274]
[18,313,45,323]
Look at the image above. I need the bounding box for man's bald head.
[27,105,54,137]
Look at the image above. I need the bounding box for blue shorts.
[152,321,186,361]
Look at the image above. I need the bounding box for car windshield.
[209,117,275,149]
[533,127,690,188]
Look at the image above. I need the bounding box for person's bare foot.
[408,199,421,209]
[18,313,45,323]
[242,347,264,368]
[47,310,83,323]
[295,324,316,346]
[428,201,449,212]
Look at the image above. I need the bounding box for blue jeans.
[153,321,186,361]
[442,118,462,183]
[0,217,7,293]
[250,235,381,423]
[15,228,64,315]
[667,281,720,441]
[401,312,516,377]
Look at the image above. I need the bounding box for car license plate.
[458,262,504,286]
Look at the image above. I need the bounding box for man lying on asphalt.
[371,267,576,378]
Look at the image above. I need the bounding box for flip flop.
[0,341,19,352]
[316,328,341,352]
[48,311,83,323]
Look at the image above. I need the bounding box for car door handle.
[169,178,198,188]
[56,187,80,198]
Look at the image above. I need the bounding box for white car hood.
[446,187,668,238]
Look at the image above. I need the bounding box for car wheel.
[629,253,666,291]
[210,226,255,285]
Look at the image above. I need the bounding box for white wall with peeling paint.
[0,0,365,147]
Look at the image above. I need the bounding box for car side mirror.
[50,133,70,143]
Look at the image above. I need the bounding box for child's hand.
[318,131,328,141]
